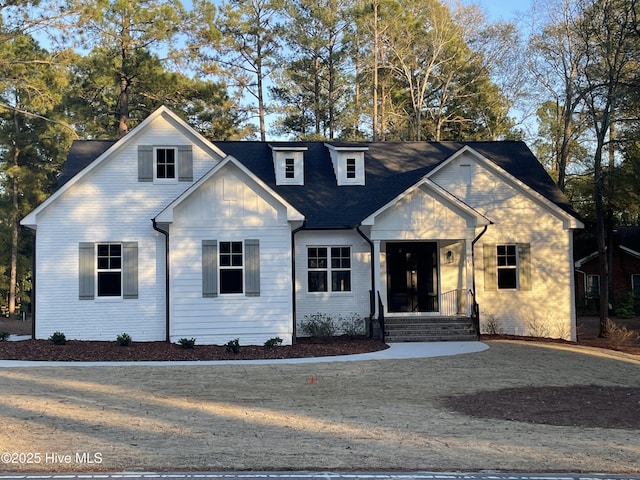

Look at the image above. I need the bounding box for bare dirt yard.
[0,316,639,473]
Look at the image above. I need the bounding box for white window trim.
[219,240,245,295]
[586,274,600,298]
[285,158,296,179]
[154,146,178,183]
[96,242,123,299]
[307,245,352,294]
[496,244,519,290]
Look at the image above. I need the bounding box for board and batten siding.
[369,184,476,242]
[294,230,372,336]
[366,184,477,317]
[31,114,223,340]
[430,152,577,340]
[168,163,295,345]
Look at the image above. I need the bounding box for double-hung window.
[97,244,122,296]
[483,243,531,291]
[79,242,138,300]
[219,241,244,294]
[308,247,351,292]
[202,239,260,297]
[496,244,518,289]
[586,274,600,298]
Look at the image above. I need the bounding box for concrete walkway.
[0,341,488,367]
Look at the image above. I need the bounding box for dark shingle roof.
[58,140,116,187]
[616,226,640,252]
[574,226,640,263]
[59,139,580,228]
[215,140,579,228]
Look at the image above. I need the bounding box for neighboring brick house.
[574,226,640,315]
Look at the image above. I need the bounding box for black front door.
[386,242,438,313]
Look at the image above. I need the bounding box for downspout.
[152,219,171,343]
[29,228,36,339]
[291,221,306,344]
[471,224,489,295]
[575,267,587,316]
[356,225,375,336]
[470,224,490,331]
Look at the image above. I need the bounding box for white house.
[21,106,584,345]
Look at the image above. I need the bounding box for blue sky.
[462,0,533,21]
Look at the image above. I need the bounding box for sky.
[462,0,534,22]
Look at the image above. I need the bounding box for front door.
[386,242,438,313]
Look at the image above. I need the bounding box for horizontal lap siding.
[294,230,372,334]
[477,220,575,340]
[33,118,221,340]
[431,153,576,340]
[167,162,294,345]
[169,227,293,345]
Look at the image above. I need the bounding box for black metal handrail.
[469,289,480,335]
[377,291,385,341]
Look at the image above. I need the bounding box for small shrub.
[339,313,365,336]
[264,337,283,348]
[481,315,503,335]
[526,317,552,338]
[605,318,638,350]
[614,291,635,318]
[0,331,10,342]
[225,338,241,354]
[49,331,67,345]
[116,333,132,346]
[178,337,196,349]
[301,313,337,338]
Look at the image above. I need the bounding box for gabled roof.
[360,176,492,227]
[155,155,304,223]
[574,226,640,266]
[32,111,581,231]
[214,140,581,229]
[57,140,116,187]
[21,106,227,228]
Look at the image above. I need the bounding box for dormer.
[325,143,368,186]
[270,145,307,186]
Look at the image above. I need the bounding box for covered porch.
[370,239,480,341]
[359,176,491,341]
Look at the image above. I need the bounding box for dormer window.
[325,143,368,186]
[270,145,307,186]
[346,158,356,179]
[285,158,295,179]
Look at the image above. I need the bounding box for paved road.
[1,473,639,480]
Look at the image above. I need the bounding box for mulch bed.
[443,385,640,430]
[0,336,388,362]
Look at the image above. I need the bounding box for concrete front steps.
[382,316,478,342]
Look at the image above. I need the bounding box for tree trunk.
[256,38,266,142]
[372,0,379,142]
[8,166,19,317]
[8,108,20,316]
[118,73,129,137]
[594,140,609,337]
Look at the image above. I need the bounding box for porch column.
[465,238,474,316]
[373,240,382,317]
